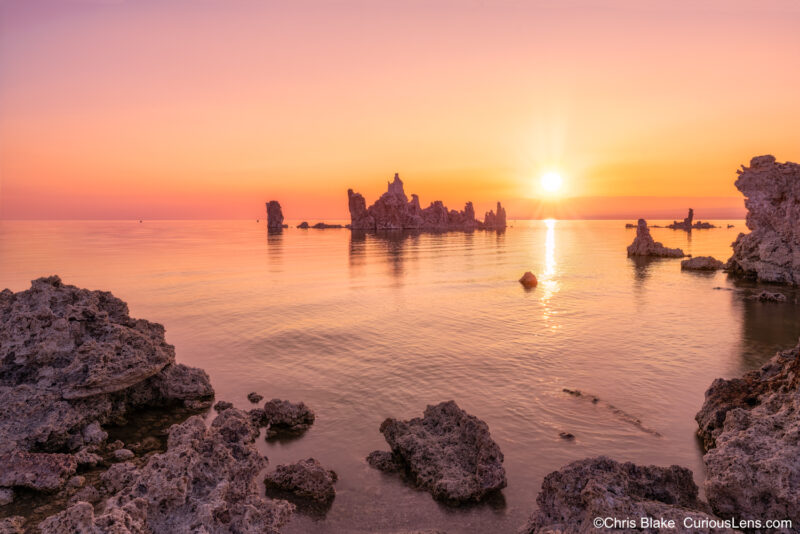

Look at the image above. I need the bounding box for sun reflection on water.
[541,218,560,330]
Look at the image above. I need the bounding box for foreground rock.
[0,276,213,499]
[626,219,684,258]
[265,458,337,502]
[0,517,24,534]
[681,256,724,271]
[348,174,506,231]
[522,457,729,533]
[40,408,295,534]
[367,400,506,503]
[696,340,800,522]
[727,155,800,284]
[266,200,286,230]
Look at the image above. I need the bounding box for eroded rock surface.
[265,457,337,502]
[367,400,506,503]
[681,256,724,271]
[348,174,506,231]
[258,399,316,438]
[696,341,800,522]
[266,200,285,230]
[39,409,295,534]
[727,155,800,284]
[0,277,213,498]
[521,456,729,534]
[626,219,684,258]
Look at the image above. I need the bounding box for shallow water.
[2,219,799,533]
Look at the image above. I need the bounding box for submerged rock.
[696,340,800,522]
[214,400,234,412]
[519,271,538,288]
[348,174,506,231]
[312,222,345,229]
[626,219,684,258]
[261,399,316,437]
[727,155,800,284]
[521,456,729,534]
[0,276,213,498]
[748,290,788,302]
[681,256,724,271]
[366,450,403,472]
[247,391,264,403]
[266,200,285,230]
[367,400,506,503]
[265,457,337,502]
[40,408,295,534]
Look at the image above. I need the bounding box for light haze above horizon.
[1,0,799,220]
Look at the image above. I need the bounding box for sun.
[540,172,563,193]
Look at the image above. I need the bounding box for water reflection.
[348,230,421,284]
[629,256,658,284]
[266,228,283,269]
[540,219,560,330]
[736,285,800,371]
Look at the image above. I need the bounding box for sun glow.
[540,172,563,194]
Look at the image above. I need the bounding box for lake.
[2,219,798,533]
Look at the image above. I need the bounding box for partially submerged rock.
[214,400,234,411]
[696,341,800,522]
[265,457,337,503]
[521,456,729,534]
[260,399,316,437]
[667,208,717,230]
[247,391,264,403]
[312,222,344,229]
[39,408,295,534]
[748,290,787,302]
[348,174,506,231]
[727,155,800,284]
[0,276,213,499]
[367,400,506,503]
[366,450,403,473]
[626,219,684,258]
[519,271,538,288]
[667,208,695,230]
[681,256,724,271]
[266,200,286,230]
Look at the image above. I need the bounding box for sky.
[1,0,799,220]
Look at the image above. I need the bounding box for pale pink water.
[1,219,798,533]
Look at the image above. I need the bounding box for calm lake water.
[2,219,799,533]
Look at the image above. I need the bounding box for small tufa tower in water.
[266,200,285,230]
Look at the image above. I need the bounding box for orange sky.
[1,0,799,220]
